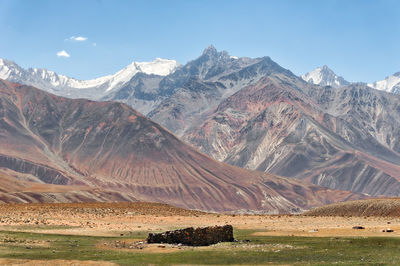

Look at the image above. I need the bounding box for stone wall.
[147,225,234,246]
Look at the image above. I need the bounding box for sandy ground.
[0,202,398,239]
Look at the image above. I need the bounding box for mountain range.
[184,75,400,197]
[0,79,362,212]
[1,46,400,210]
[0,58,179,114]
[368,72,400,94]
[301,64,400,94]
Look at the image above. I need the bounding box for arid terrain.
[305,198,400,217]
[0,202,399,238]
[0,200,400,265]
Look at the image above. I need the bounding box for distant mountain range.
[1,46,400,206]
[368,72,400,94]
[0,58,179,115]
[301,64,400,94]
[0,79,363,212]
[1,48,399,120]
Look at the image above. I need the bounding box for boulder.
[352,226,365,229]
[147,225,234,246]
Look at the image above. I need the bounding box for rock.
[147,225,234,246]
[352,226,365,229]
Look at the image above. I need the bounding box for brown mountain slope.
[0,79,364,212]
[305,198,400,217]
[0,168,132,203]
[184,75,400,197]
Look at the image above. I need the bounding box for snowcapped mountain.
[2,47,400,203]
[146,45,296,136]
[0,58,179,99]
[368,72,400,94]
[302,65,350,88]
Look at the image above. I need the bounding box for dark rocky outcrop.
[0,154,72,185]
[147,225,234,246]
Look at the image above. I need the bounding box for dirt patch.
[253,226,400,237]
[96,240,185,253]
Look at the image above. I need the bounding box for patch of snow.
[368,73,400,93]
[302,65,350,88]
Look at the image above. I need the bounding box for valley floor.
[0,202,399,265]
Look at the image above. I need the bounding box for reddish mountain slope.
[184,75,400,197]
[0,79,364,212]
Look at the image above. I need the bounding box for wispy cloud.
[57,50,70,58]
[92,42,97,47]
[67,36,88,42]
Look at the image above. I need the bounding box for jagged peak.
[200,46,233,62]
[0,58,20,68]
[302,65,349,88]
[316,65,335,73]
[202,45,218,55]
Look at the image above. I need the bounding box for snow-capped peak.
[136,58,180,76]
[368,72,400,94]
[0,57,180,94]
[0,59,25,80]
[104,58,179,92]
[302,65,350,88]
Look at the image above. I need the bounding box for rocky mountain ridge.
[183,73,400,197]
[302,65,400,94]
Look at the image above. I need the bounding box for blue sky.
[0,0,399,82]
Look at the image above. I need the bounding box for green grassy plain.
[0,229,399,265]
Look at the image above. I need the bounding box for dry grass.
[305,198,400,217]
[0,258,116,265]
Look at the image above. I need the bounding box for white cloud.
[92,42,97,47]
[57,50,70,58]
[67,36,88,42]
